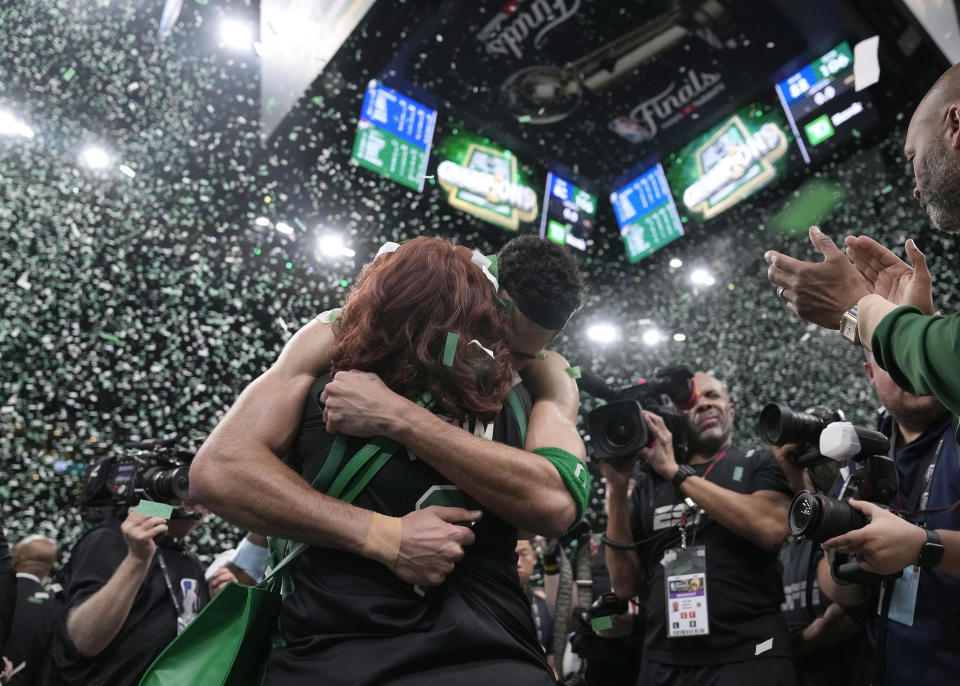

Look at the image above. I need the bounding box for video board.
[540,172,597,251]
[609,163,685,263]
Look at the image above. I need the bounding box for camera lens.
[758,403,829,446]
[145,466,190,502]
[788,491,869,543]
[607,407,642,448]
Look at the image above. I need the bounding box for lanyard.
[678,451,727,548]
[155,550,183,616]
[893,430,945,525]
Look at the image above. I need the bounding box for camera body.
[786,421,897,583]
[758,402,845,467]
[80,440,191,519]
[586,367,696,462]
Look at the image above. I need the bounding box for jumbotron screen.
[539,172,597,251]
[350,80,437,191]
[609,163,685,263]
[664,102,792,222]
[774,41,879,162]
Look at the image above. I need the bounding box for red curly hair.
[330,237,513,423]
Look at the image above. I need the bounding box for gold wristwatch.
[840,305,859,345]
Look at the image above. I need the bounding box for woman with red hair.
[263,237,559,686]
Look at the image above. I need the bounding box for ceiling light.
[586,324,618,343]
[642,329,662,346]
[0,110,34,139]
[318,234,355,258]
[673,333,687,342]
[80,146,110,169]
[669,258,683,269]
[220,19,254,51]
[690,268,716,286]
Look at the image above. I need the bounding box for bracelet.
[601,534,637,550]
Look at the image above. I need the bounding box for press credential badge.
[663,545,709,637]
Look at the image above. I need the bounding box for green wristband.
[532,446,591,524]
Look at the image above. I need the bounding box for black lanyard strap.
[155,551,183,616]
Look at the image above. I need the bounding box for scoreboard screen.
[609,163,684,263]
[775,42,878,162]
[351,80,437,191]
[539,172,596,251]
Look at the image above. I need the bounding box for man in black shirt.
[47,506,213,686]
[7,536,58,686]
[603,372,796,686]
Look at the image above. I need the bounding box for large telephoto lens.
[145,465,190,501]
[758,404,830,445]
[788,491,869,543]
[587,400,650,460]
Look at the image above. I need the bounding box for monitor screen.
[539,172,597,251]
[609,163,685,263]
[774,41,878,162]
[350,80,437,191]
[664,101,792,222]
[434,124,539,232]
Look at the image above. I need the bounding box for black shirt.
[629,447,794,665]
[7,574,59,686]
[263,377,555,686]
[0,527,15,655]
[47,521,207,686]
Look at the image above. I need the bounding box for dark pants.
[638,656,798,686]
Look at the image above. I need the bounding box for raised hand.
[845,236,935,314]
[765,226,870,329]
[121,511,167,562]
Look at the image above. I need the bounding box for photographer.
[764,65,960,584]
[47,502,232,686]
[602,372,796,686]
[815,351,960,685]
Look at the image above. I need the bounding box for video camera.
[786,421,897,582]
[758,402,846,467]
[79,438,193,521]
[584,367,697,462]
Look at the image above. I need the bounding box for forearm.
[391,402,576,536]
[66,555,151,657]
[191,439,371,553]
[676,477,788,551]
[933,529,960,578]
[866,302,960,415]
[604,485,643,600]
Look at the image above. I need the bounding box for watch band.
[671,464,696,490]
[918,529,945,569]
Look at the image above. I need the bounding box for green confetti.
[733,466,744,482]
[538,353,548,360]
[442,332,458,366]
[62,67,76,81]
[566,366,581,379]
[137,499,173,519]
[591,615,614,632]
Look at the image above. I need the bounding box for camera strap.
[897,432,945,525]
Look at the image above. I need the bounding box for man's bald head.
[905,64,960,234]
[12,535,57,579]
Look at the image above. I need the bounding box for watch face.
[841,318,857,342]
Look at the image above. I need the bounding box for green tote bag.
[138,434,401,686]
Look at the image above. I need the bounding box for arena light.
[673,333,687,342]
[586,323,618,343]
[669,258,683,269]
[642,329,663,346]
[254,216,271,227]
[274,221,294,236]
[220,19,254,51]
[318,234,356,258]
[80,145,111,170]
[0,110,35,139]
[690,268,716,286]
